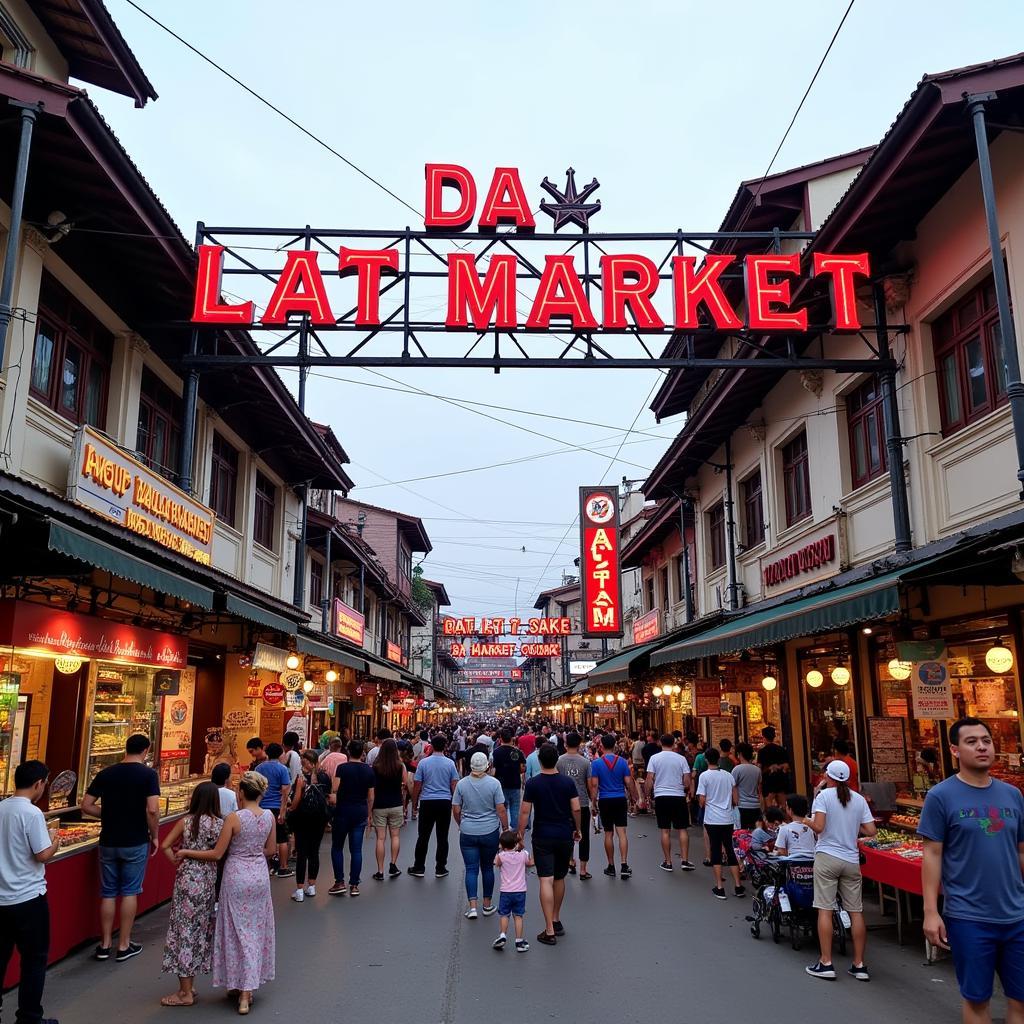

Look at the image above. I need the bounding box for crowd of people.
[0,715,1021,1024]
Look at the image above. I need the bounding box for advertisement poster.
[899,640,955,720]
[868,716,909,784]
[160,667,195,753]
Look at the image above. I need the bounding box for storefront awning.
[650,565,917,667]
[47,521,216,609]
[295,632,365,672]
[572,678,590,694]
[422,684,435,700]
[223,593,301,635]
[585,639,666,687]
[365,657,402,682]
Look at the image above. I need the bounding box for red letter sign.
[812,252,870,330]
[338,248,399,326]
[424,163,477,230]
[446,253,517,329]
[261,251,335,325]
[579,487,623,638]
[600,254,665,330]
[478,168,536,230]
[671,254,742,329]
[526,255,597,329]
[192,245,254,325]
[744,253,808,331]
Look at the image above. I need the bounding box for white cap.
[825,759,850,782]
[470,752,489,772]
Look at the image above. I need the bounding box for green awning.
[47,521,215,609]
[572,678,590,694]
[650,566,917,667]
[295,632,365,671]
[586,639,666,687]
[224,593,300,635]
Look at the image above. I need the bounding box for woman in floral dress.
[182,770,276,1015]
[159,782,224,1007]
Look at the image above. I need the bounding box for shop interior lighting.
[616,691,625,702]
[761,674,777,691]
[985,641,1014,674]
[805,667,824,688]
[286,653,300,670]
[831,665,851,686]
[595,693,605,703]
[54,655,83,674]
[888,658,912,681]
[653,686,663,697]
[302,679,314,693]
[325,669,338,683]
[861,626,873,635]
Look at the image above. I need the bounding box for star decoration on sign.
[539,167,601,231]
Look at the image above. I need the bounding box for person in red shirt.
[826,739,859,791]
[517,730,537,757]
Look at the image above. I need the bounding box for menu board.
[695,679,721,717]
[973,678,1008,717]
[710,716,736,748]
[868,716,909,784]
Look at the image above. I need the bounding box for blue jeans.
[503,787,521,831]
[459,828,500,902]
[332,805,367,885]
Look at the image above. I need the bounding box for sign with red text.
[386,641,404,665]
[461,668,524,680]
[262,681,286,706]
[632,609,661,645]
[695,679,722,718]
[579,487,623,638]
[333,598,365,646]
[442,617,572,636]
[0,600,187,669]
[761,521,844,594]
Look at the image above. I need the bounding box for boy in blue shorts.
[493,830,532,952]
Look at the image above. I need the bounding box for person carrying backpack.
[286,749,330,902]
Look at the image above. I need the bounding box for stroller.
[747,855,845,953]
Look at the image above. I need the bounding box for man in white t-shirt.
[282,732,303,782]
[0,759,61,1024]
[644,734,695,872]
[365,728,391,767]
[696,747,743,900]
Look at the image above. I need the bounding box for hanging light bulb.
[616,691,625,702]
[653,686,663,697]
[986,642,1014,673]
[595,693,605,703]
[831,665,851,686]
[761,675,777,691]
[303,679,314,694]
[673,684,683,695]
[806,668,824,688]
[286,653,300,670]
[325,668,338,683]
[888,658,912,681]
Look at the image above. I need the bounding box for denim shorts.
[99,843,150,898]
[498,891,526,917]
[946,916,1024,1003]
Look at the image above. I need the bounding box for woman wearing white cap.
[452,752,509,919]
[803,758,877,982]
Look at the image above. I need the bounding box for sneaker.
[620,863,632,879]
[290,889,304,902]
[679,860,696,871]
[372,872,385,881]
[328,882,347,896]
[712,887,727,900]
[536,931,557,946]
[734,886,747,898]
[493,934,507,950]
[349,885,360,897]
[848,963,871,982]
[552,921,565,936]
[408,867,425,878]
[94,945,112,961]
[660,861,673,872]
[435,868,449,878]
[115,942,142,963]
[305,885,316,897]
[482,904,497,916]
[465,907,478,919]
[515,939,529,952]
[389,864,402,878]
[806,961,837,980]
[275,868,294,879]
[603,864,617,877]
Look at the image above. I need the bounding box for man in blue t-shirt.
[587,733,640,879]
[919,717,1024,1019]
[255,742,293,878]
[409,736,460,878]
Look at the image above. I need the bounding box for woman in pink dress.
[181,771,276,1015]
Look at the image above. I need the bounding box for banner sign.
[253,642,289,673]
[0,600,187,669]
[333,598,366,646]
[67,425,215,564]
[579,487,623,638]
[386,641,404,664]
[632,609,660,645]
[450,641,560,658]
[443,616,572,636]
[570,660,597,675]
[695,678,722,718]
[898,640,956,719]
[460,668,524,680]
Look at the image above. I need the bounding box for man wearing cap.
[804,757,876,982]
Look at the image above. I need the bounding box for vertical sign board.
[579,487,624,639]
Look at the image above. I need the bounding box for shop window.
[675,555,689,608]
[253,471,277,551]
[29,273,112,428]
[782,431,811,527]
[799,640,858,784]
[209,432,239,527]
[399,543,412,584]
[741,471,764,548]
[708,501,726,570]
[933,272,1011,435]
[310,558,324,608]
[645,577,655,613]
[847,376,887,488]
[137,369,182,484]
[659,565,670,611]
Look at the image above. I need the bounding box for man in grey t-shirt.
[556,732,593,879]
[732,742,763,830]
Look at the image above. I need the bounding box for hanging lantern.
[761,675,777,692]
[831,666,851,686]
[595,693,605,703]
[673,684,682,695]
[303,679,315,694]
[325,669,338,683]
[653,686,663,697]
[616,691,625,702]
[986,643,1014,673]
[286,653,300,670]
[806,668,824,688]
[54,656,83,675]
[888,658,912,681]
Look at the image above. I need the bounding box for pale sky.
[98,0,1024,620]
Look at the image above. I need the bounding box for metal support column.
[874,284,912,551]
[680,497,694,623]
[0,103,41,370]
[321,527,332,633]
[293,482,309,610]
[723,439,740,610]
[179,223,206,494]
[967,93,1024,497]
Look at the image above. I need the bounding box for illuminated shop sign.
[333,598,366,646]
[579,487,623,638]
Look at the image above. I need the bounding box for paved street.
[38,821,1000,1024]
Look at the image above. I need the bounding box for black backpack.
[289,771,328,825]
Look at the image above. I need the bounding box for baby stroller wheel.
[750,919,761,939]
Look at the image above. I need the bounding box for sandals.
[160,993,199,1007]
[579,871,592,880]
[237,994,252,1016]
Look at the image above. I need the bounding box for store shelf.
[895,796,925,808]
[92,721,132,727]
